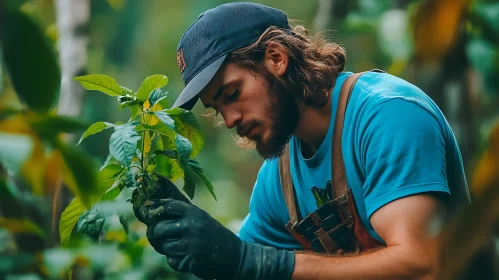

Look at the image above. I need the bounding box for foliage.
[1,0,498,279]
[0,3,97,206]
[59,72,216,246]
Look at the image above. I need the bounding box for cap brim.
[172,54,228,110]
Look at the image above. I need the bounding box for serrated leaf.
[59,197,85,246]
[109,123,141,166]
[188,159,217,200]
[165,108,204,158]
[136,75,168,101]
[148,89,168,107]
[175,134,192,161]
[154,111,175,130]
[74,74,125,97]
[76,206,105,241]
[78,122,114,145]
[1,8,61,112]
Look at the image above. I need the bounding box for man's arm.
[293,193,445,280]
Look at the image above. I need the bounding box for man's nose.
[222,109,242,129]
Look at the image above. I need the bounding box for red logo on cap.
[177,48,187,74]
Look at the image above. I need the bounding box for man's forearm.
[292,244,437,280]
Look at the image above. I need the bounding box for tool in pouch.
[279,70,385,254]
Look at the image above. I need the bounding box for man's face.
[200,62,300,159]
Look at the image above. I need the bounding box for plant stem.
[140,114,146,173]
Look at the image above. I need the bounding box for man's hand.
[146,199,295,280]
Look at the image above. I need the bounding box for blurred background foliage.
[0,0,498,279]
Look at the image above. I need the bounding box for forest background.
[1,0,498,279]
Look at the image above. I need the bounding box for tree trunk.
[313,0,334,33]
[52,0,90,244]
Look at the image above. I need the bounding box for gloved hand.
[146,198,295,280]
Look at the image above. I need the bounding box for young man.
[145,2,471,279]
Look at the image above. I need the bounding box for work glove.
[146,198,295,280]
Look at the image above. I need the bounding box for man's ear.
[264,43,289,77]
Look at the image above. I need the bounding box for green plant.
[59,74,216,246]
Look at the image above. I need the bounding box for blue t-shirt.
[238,71,471,250]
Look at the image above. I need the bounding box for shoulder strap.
[279,144,301,224]
[279,70,383,223]
[332,72,364,198]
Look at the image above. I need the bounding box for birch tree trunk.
[313,0,334,33]
[56,0,89,121]
[52,0,90,242]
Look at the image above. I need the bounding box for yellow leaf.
[44,149,63,195]
[107,0,126,10]
[412,0,471,63]
[150,102,162,112]
[21,137,45,195]
[143,99,150,110]
[143,131,153,158]
[0,217,45,237]
[105,230,127,243]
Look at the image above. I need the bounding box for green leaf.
[180,161,196,199]
[109,123,141,166]
[188,159,217,200]
[473,2,499,33]
[58,142,98,207]
[78,122,115,145]
[136,75,168,101]
[119,214,129,235]
[97,164,124,192]
[175,134,192,161]
[148,89,168,107]
[0,133,33,173]
[76,206,105,241]
[32,115,89,139]
[0,217,45,237]
[165,108,204,158]
[1,8,61,113]
[74,74,126,97]
[154,111,175,130]
[101,186,122,201]
[153,150,177,159]
[101,170,126,201]
[59,197,85,246]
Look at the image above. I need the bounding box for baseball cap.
[172,2,291,110]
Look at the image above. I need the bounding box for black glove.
[146,199,295,280]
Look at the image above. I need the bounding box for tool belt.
[279,70,385,254]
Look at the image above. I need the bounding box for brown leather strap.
[279,144,301,224]
[332,72,364,198]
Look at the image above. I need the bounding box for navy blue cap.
[172,2,291,110]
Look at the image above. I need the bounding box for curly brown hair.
[229,24,347,107]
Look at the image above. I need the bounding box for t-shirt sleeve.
[237,160,301,250]
[359,98,450,219]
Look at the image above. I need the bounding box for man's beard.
[253,71,301,159]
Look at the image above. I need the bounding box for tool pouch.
[279,70,385,255]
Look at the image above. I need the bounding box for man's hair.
[229,23,347,107]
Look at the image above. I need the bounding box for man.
[145,2,471,279]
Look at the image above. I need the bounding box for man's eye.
[229,89,240,101]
